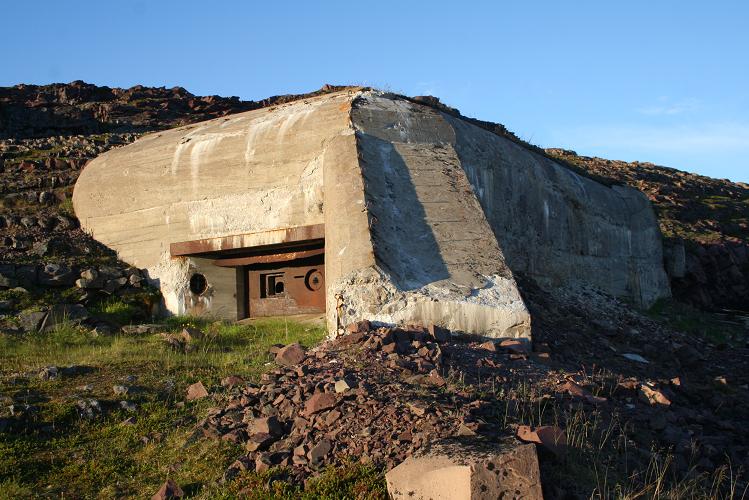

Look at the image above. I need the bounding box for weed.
[0,317,327,498]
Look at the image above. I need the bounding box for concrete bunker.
[73,89,670,339]
[170,225,326,320]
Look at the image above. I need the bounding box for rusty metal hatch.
[170,225,325,320]
[247,254,325,317]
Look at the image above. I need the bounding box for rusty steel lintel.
[170,224,325,257]
[212,248,324,267]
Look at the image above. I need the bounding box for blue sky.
[2,1,747,182]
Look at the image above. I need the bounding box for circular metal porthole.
[304,269,323,291]
[189,273,208,295]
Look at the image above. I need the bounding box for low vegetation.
[0,317,390,498]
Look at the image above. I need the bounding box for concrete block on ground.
[386,437,543,500]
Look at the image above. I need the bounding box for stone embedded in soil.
[151,478,184,499]
[275,343,306,367]
[120,401,137,412]
[38,366,58,380]
[516,425,567,456]
[194,314,749,487]
[112,385,129,395]
[499,338,529,354]
[621,353,649,364]
[221,375,245,388]
[638,384,671,406]
[179,327,203,343]
[479,340,497,352]
[246,433,279,452]
[186,381,209,401]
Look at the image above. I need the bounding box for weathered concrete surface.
[74,88,669,336]
[386,438,543,500]
[340,93,531,337]
[74,90,358,315]
[444,113,670,307]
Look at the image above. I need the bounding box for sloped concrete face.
[336,93,531,338]
[74,88,669,337]
[444,113,670,307]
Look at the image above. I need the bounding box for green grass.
[210,462,387,499]
[647,299,747,345]
[0,317,334,498]
[88,295,144,326]
[58,196,74,216]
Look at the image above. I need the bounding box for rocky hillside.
[547,149,749,312]
[1,82,748,498]
[0,81,351,329]
[1,81,747,317]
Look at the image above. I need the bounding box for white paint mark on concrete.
[170,129,199,175]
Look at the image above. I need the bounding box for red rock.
[517,425,567,456]
[558,380,606,404]
[479,340,497,352]
[407,401,428,416]
[307,439,332,464]
[220,375,244,388]
[334,379,351,393]
[151,478,184,499]
[392,329,411,344]
[255,453,273,472]
[179,326,203,343]
[382,343,397,354]
[427,324,450,342]
[456,424,477,437]
[246,433,280,451]
[616,378,640,392]
[303,393,337,416]
[639,384,671,406]
[427,370,446,387]
[268,343,284,354]
[516,425,541,444]
[275,343,306,367]
[186,381,209,401]
[325,410,342,426]
[499,338,530,354]
[535,426,567,455]
[250,416,282,436]
[346,320,371,333]
[221,430,245,444]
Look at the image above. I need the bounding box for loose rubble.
[200,322,554,483]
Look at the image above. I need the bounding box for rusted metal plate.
[212,248,325,267]
[249,263,325,317]
[170,224,325,257]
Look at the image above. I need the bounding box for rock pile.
[546,148,749,311]
[197,322,548,483]
[186,295,749,494]
[0,81,356,139]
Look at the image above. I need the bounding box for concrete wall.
[74,88,670,337]
[343,93,531,337]
[443,114,670,307]
[74,90,357,314]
